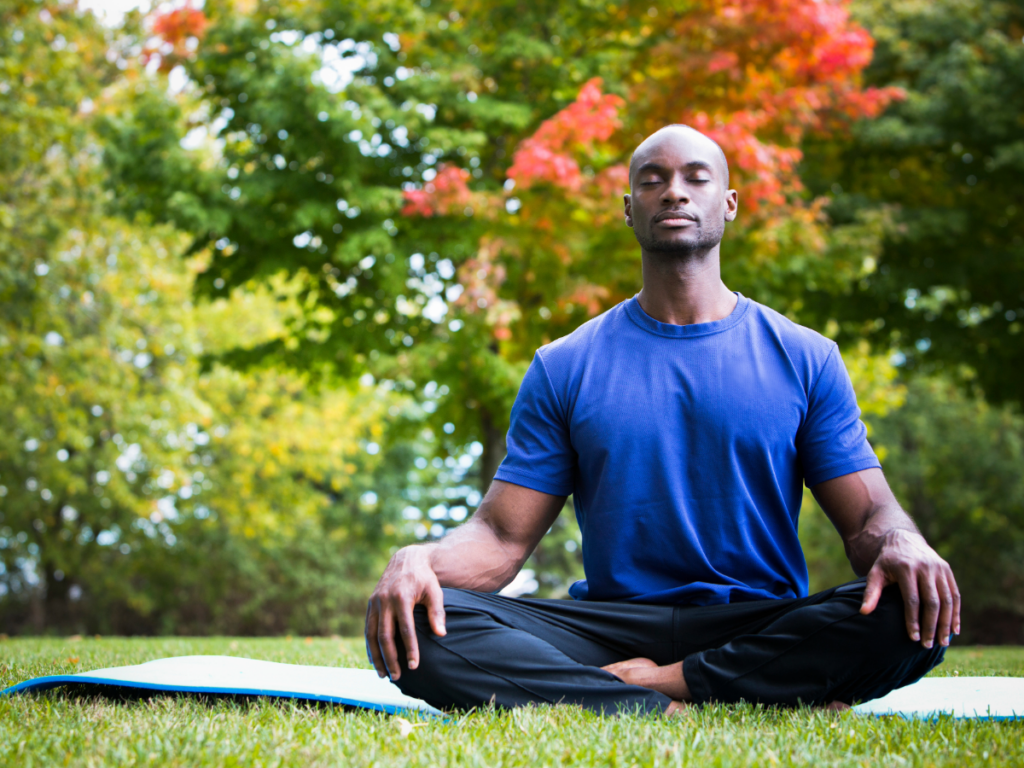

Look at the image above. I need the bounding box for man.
[365,125,959,715]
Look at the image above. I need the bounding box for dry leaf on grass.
[394,717,428,737]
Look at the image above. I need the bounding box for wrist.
[879,526,922,550]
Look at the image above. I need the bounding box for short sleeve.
[493,352,576,496]
[797,345,881,487]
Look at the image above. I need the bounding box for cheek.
[699,193,728,219]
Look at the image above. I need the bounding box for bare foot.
[665,701,689,717]
[603,658,691,702]
[602,657,657,681]
[822,701,851,712]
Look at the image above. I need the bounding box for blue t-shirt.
[494,293,880,606]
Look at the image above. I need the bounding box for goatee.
[634,227,722,258]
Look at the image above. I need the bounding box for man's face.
[624,128,738,257]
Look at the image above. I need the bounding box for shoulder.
[742,298,843,399]
[745,298,837,361]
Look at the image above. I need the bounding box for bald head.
[623,123,739,259]
[629,125,730,190]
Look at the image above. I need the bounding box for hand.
[365,546,447,681]
[859,529,961,649]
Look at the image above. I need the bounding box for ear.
[624,193,633,228]
[724,189,739,223]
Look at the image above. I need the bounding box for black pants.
[391,578,946,714]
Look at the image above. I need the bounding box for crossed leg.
[390,579,946,715]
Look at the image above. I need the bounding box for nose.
[662,175,690,204]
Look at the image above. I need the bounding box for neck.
[636,245,737,326]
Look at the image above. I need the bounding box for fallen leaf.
[394,717,427,737]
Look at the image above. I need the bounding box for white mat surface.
[852,676,1024,720]
[5,657,1021,719]
[2,655,442,716]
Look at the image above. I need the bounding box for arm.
[810,467,960,649]
[365,479,566,680]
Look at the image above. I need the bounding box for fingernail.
[924,640,933,649]
[912,633,920,641]
[409,661,418,670]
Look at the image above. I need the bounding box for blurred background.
[1,0,1022,642]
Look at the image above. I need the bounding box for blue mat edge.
[1,675,430,716]
[5,674,1020,720]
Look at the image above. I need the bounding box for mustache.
[653,209,699,223]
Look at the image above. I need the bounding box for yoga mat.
[5,656,1021,719]
[852,676,1024,720]
[1,655,442,716]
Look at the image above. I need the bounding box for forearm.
[422,516,530,592]
[843,500,919,577]
[813,468,921,577]
[814,468,959,646]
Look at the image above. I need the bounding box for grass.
[1,637,1022,767]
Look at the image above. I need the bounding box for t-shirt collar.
[624,292,750,338]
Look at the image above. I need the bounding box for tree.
[114,0,898,495]
[0,0,404,634]
[802,0,1024,404]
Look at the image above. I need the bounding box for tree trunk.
[479,406,507,495]
[29,586,45,633]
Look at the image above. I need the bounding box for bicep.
[474,479,567,556]
[810,467,899,541]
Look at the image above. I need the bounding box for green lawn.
[1,637,1022,767]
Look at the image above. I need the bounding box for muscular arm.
[365,480,566,680]
[811,467,960,648]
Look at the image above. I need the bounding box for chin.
[646,236,703,254]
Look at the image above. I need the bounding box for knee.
[868,585,948,671]
[873,585,952,648]
[389,608,446,699]
[390,590,494,704]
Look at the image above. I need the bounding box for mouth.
[653,210,698,226]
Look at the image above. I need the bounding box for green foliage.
[101,0,903,493]
[0,208,405,635]
[0,0,411,636]
[3,638,1024,767]
[804,0,1024,404]
[3,0,1023,640]
[0,215,205,629]
[798,376,1024,643]
[872,378,1024,643]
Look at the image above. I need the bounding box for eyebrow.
[635,160,716,176]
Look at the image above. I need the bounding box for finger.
[936,574,954,647]
[949,570,962,637]
[895,567,921,643]
[365,601,387,678]
[378,606,402,681]
[397,602,420,675]
[918,570,941,649]
[860,564,888,615]
[425,581,447,638]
